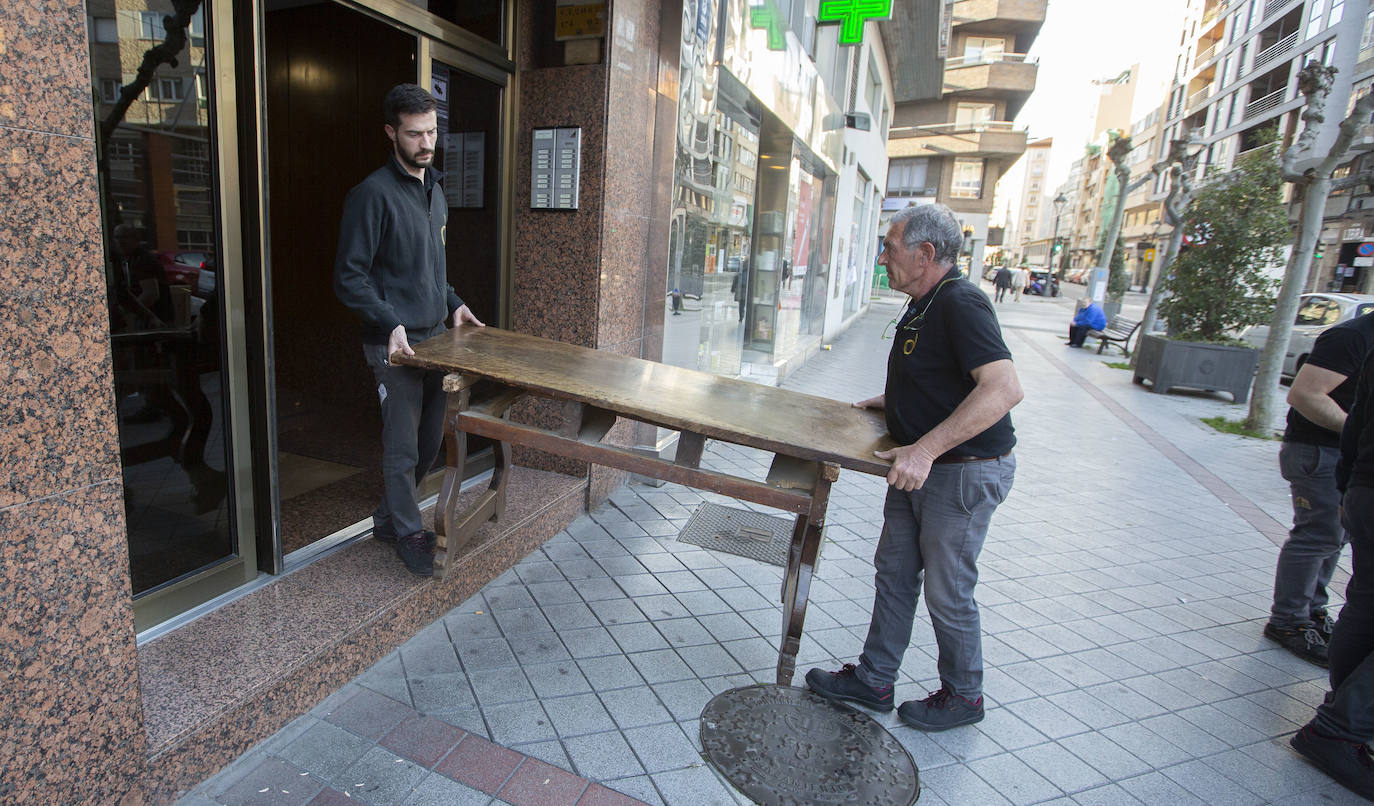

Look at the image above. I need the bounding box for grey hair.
[891,203,963,267]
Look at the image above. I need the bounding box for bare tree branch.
[100,0,204,154]
[1283,63,1338,181]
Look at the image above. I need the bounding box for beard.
[397,144,434,172]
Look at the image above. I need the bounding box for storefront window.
[87,0,235,594]
[424,0,503,44]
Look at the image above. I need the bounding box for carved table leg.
[777,462,839,686]
[435,375,475,575]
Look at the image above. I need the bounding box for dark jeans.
[995,285,1009,302]
[855,455,1015,699]
[1313,485,1374,741]
[1271,441,1346,627]
[1067,325,1091,347]
[362,327,447,540]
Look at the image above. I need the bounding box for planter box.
[1133,334,1259,403]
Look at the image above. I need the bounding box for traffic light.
[1314,244,1325,259]
[1052,240,1063,255]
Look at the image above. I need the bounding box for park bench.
[1089,316,1140,358]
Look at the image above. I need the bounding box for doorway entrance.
[262,0,508,559]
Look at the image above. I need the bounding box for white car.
[1242,292,1374,378]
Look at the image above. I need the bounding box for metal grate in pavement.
[676,503,792,567]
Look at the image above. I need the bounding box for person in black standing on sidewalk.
[335,83,484,577]
[1265,312,1374,665]
[1291,343,1374,800]
[992,264,1013,303]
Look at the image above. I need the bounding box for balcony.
[1244,88,1286,119]
[944,52,1038,101]
[1186,85,1212,114]
[1253,30,1299,70]
[1193,40,1221,70]
[950,0,1048,36]
[887,121,1029,159]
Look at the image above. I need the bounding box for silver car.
[1242,292,1374,378]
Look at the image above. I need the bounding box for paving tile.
[435,734,524,794]
[380,715,467,768]
[628,649,695,684]
[967,751,1063,805]
[542,692,618,737]
[497,758,589,806]
[578,781,655,806]
[323,688,414,741]
[1058,731,1152,781]
[609,622,671,653]
[483,700,558,745]
[1070,783,1144,805]
[602,685,674,729]
[335,746,429,806]
[1016,742,1109,794]
[649,679,715,721]
[591,598,650,626]
[455,638,519,672]
[623,723,701,774]
[400,773,493,805]
[304,789,356,806]
[649,765,738,806]
[277,720,376,781]
[565,731,646,781]
[511,632,575,665]
[919,762,1014,806]
[410,673,477,712]
[1159,760,1264,806]
[217,757,322,806]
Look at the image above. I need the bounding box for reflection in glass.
[87,0,234,594]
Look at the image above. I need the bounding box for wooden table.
[396,325,895,684]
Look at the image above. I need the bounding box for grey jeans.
[856,454,1015,700]
[363,329,446,540]
[1271,441,1347,628]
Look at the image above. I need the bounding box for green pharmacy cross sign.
[818,0,893,45]
[749,2,788,51]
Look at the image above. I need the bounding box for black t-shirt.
[1339,347,1374,492]
[1285,313,1374,446]
[885,268,1016,458]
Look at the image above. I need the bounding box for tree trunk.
[1244,176,1329,431]
[1097,169,1131,303]
[1134,222,1184,366]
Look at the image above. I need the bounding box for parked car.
[1028,269,1060,297]
[1241,292,1374,378]
[156,250,217,299]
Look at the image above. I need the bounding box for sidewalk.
[177,293,1361,806]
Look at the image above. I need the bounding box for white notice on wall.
[444,133,464,208]
[462,132,484,208]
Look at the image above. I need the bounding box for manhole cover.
[700,685,920,806]
[677,503,793,567]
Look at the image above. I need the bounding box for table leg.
[435,376,515,576]
[776,462,839,686]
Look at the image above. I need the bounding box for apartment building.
[882,0,1046,273]
[1157,0,1374,290]
[1013,137,1054,263]
[1119,106,1170,290]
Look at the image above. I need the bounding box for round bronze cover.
[699,685,920,806]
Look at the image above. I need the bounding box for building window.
[951,158,985,199]
[955,102,996,127]
[154,76,185,101]
[91,17,118,43]
[887,157,931,196]
[140,11,165,39]
[100,78,122,103]
[1309,0,1327,39]
[1331,0,1346,25]
[962,36,1006,62]
[189,8,205,47]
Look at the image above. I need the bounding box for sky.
[992,0,1191,228]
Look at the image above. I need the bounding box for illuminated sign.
[817,0,893,45]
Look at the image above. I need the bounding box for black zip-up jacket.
[334,156,463,345]
[1338,347,1374,493]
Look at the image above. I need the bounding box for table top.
[397,326,896,476]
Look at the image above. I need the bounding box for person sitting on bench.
[1067,298,1106,348]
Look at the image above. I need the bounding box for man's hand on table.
[452,304,485,327]
[875,442,937,492]
[387,324,413,365]
[853,394,885,410]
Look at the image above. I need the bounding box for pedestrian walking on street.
[1011,266,1028,302]
[993,265,1013,302]
[1265,312,1374,665]
[805,203,1022,732]
[1291,343,1374,801]
[335,83,485,577]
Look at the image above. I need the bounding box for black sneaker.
[1291,725,1374,801]
[897,687,984,732]
[377,529,437,555]
[804,664,894,712]
[395,531,435,577]
[1264,622,1329,667]
[1312,611,1337,642]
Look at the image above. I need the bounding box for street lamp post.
[1047,193,1067,294]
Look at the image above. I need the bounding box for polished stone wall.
[510,0,679,502]
[0,0,148,802]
